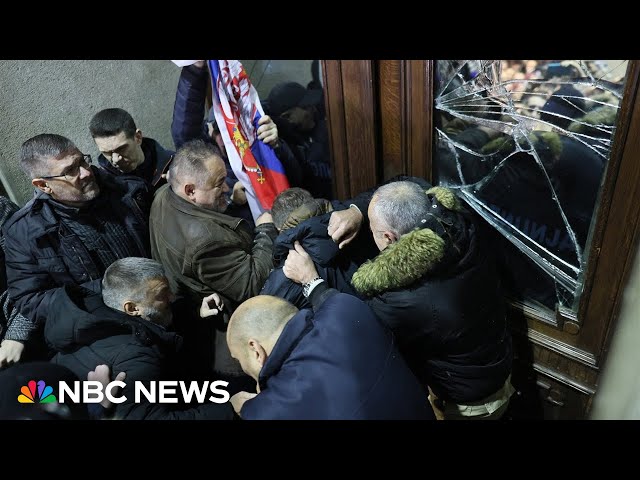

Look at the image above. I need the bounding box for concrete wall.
[0,60,316,206]
[0,60,181,205]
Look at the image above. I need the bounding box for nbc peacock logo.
[18,380,57,404]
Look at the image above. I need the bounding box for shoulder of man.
[2,192,52,235]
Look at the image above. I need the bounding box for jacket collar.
[280,199,333,231]
[47,283,181,353]
[258,309,314,389]
[97,137,173,187]
[351,227,447,296]
[351,187,474,296]
[162,184,246,231]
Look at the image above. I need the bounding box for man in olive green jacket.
[149,139,277,384]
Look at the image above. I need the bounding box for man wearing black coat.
[89,108,174,193]
[226,292,434,420]
[45,257,234,420]
[283,180,514,420]
[2,134,151,366]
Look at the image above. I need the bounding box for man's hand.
[200,293,225,318]
[230,391,258,416]
[328,206,363,249]
[256,212,274,226]
[87,364,126,409]
[231,181,247,205]
[257,115,279,148]
[283,241,319,285]
[0,339,25,368]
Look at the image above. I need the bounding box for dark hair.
[20,133,77,179]
[271,187,314,230]
[168,139,224,189]
[89,108,137,139]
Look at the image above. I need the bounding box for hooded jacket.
[45,284,233,420]
[351,187,512,404]
[260,199,363,309]
[241,291,434,420]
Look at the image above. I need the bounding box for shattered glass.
[433,60,628,314]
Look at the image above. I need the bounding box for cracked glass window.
[433,60,628,315]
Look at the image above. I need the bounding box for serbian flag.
[208,60,290,221]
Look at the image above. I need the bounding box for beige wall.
[591,236,640,419]
[0,60,181,205]
[0,60,315,206]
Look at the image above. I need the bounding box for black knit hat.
[264,82,323,118]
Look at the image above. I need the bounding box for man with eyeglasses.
[0,133,151,367]
[89,108,173,193]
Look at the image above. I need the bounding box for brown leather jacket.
[150,184,277,315]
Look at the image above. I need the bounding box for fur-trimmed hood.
[352,187,473,296]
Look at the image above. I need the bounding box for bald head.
[228,296,298,347]
[227,296,299,380]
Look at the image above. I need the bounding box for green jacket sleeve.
[192,223,278,305]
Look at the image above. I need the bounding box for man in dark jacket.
[45,257,234,420]
[283,181,514,420]
[260,187,364,309]
[150,139,276,384]
[90,108,173,192]
[264,81,332,199]
[227,293,434,420]
[2,134,150,365]
[171,60,303,225]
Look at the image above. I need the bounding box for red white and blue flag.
[208,60,290,220]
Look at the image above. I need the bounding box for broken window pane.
[433,60,628,315]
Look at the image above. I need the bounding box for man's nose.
[78,165,93,179]
[112,152,122,163]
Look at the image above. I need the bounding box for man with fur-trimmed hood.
[283,180,514,420]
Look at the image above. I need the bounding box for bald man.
[226,292,434,420]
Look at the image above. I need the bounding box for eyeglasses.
[39,154,92,182]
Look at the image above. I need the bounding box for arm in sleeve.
[3,227,59,328]
[308,282,338,310]
[272,139,303,188]
[193,223,278,304]
[1,292,33,342]
[171,64,210,150]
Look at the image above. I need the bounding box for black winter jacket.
[350,189,512,403]
[3,169,151,330]
[260,200,363,309]
[46,284,234,420]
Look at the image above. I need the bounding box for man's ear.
[134,129,143,145]
[383,230,397,245]
[184,183,196,200]
[123,301,141,316]
[248,339,268,368]
[32,178,51,194]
